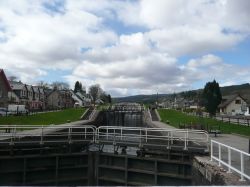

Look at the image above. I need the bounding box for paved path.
[149,119,250,181]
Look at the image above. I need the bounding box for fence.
[210,140,250,181]
[0,125,209,151]
[0,125,96,145]
[185,112,250,127]
[96,126,209,150]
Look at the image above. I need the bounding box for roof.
[26,84,33,91]
[42,89,52,97]
[0,69,12,91]
[10,81,26,90]
[32,86,40,93]
[218,94,247,108]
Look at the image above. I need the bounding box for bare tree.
[8,76,18,82]
[89,84,102,106]
[37,81,50,89]
[51,81,69,90]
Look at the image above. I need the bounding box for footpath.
[148,110,250,183]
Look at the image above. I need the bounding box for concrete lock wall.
[0,151,193,186]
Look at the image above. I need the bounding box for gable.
[0,69,12,91]
[219,94,247,108]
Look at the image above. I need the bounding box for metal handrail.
[210,140,250,181]
[0,125,96,145]
[0,125,208,151]
[88,109,96,120]
[96,126,209,150]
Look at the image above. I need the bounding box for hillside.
[113,83,250,103]
[113,94,170,104]
[220,83,250,96]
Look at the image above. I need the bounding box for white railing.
[0,125,209,151]
[88,109,96,120]
[96,126,209,150]
[211,140,250,181]
[0,125,96,145]
[148,108,152,121]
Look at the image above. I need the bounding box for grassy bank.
[158,109,250,137]
[0,108,86,126]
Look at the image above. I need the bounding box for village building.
[47,89,74,109]
[218,94,250,116]
[8,81,29,106]
[0,69,12,107]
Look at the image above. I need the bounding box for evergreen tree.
[74,81,80,93]
[107,94,112,103]
[202,80,222,116]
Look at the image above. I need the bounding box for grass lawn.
[0,108,86,126]
[158,109,250,137]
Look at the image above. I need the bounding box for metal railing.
[0,125,209,151]
[211,140,250,181]
[0,125,96,145]
[89,109,96,120]
[96,126,209,150]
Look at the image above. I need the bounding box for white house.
[218,94,249,116]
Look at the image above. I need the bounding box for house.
[8,91,20,104]
[70,90,84,107]
[47,89,74,109]
[75,92,91,106]
[8,82,47,110]
[8,81,29,106]
[31,86,44,110]
[38,87,46,109]
[0,69,12,107]
[218,94,249,115]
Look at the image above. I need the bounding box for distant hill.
[220,83,250,96]
[113,94,170,104]
[113,83,250,103]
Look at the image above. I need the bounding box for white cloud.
[0,0,118,80]
[184,54,250,86]
[0,0,250,97]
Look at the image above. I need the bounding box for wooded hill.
[114,83,250,104]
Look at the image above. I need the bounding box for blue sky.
[0,0,250,96]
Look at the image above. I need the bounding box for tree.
[37,81,50,89]
[51,81,69,90]
[100,92,112,104]
[74,81,81,93]
[74,81,86,93]
[8,76,18,82]
[107,94,112,103]
[202,80,222,116]
[89,84,102,106]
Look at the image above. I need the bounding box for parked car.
[0,107,7,116]
[7,104,29,115]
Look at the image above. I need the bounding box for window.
[235,100,241,104]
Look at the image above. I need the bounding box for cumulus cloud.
[0,0,117,79]
[185,54,250,85]
[0,0,250,96]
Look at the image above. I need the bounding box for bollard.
[249,139,250,154]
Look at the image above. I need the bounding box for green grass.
[0,108,86,126]
[158,109,250,137]
[96,104,110,110]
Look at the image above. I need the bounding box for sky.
[0,0,250,97]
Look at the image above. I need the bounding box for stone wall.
[192,156,249,185]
